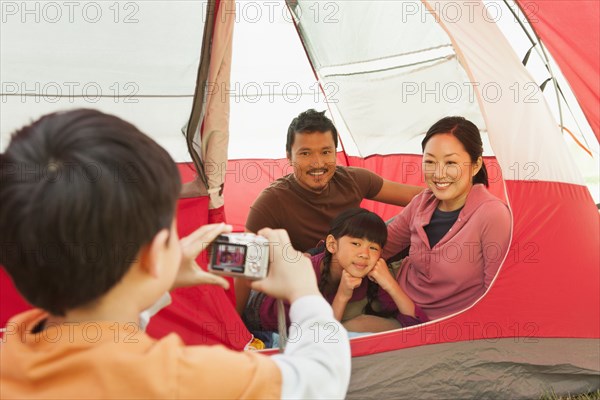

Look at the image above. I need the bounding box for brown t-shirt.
[246,166,384,251]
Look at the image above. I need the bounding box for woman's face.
[422,133,482,211]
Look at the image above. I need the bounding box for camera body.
[208,233,270,280]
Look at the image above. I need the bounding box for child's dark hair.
[0,109,181,316]
[319,208,392,317]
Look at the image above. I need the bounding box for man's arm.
[371,179,423,207]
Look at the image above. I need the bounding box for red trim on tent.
[146,194,251,350]
[222,154,506,230]
[0,165,250,350]
[144,164,247,349]
[0,268,31,332]
[348,180,599,356]
[516,0,600,139]
[3,169,597,352]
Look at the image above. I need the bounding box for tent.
[1,0,599,398]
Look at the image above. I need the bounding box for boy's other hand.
[250,228,320,303]
[173,223,233,289]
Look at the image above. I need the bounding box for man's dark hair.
[286,109,338,154]
[0,109,181,316]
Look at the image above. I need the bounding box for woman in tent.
[382,117,511,320]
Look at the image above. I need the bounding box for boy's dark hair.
[286,109,338,154]
[422,116,489,187]
[319,208,393,318]
[0,109,181,316]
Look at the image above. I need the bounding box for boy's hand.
[173,223,233,289]
[337,270,362,301]
[367,258,396,292]
[250,228,320,303]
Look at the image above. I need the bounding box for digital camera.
[208,233,270,280]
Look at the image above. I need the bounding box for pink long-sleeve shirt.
[382,184,511,320]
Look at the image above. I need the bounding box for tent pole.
[184,0,218,189]
[502,0,565,135]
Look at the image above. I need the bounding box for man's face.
[287,131,337,193]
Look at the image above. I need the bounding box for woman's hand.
[367,258,396,292]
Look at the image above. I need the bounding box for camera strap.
[276,299,287,352]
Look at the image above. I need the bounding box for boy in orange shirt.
[0,109,350,399]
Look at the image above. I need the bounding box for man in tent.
[237,109,423,314]
[245,109,423,252]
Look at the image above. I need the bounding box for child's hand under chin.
[367,258,396,292]
[336,269,363,300]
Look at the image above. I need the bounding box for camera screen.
[212,243,246,273]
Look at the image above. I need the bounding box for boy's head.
[0,109,182,316]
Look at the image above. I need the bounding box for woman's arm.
[479,201,512,288]
[381,193,422,260]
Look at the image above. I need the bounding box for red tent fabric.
[515,0,600,139]
[0,164,252,350]
[140,165,252,350]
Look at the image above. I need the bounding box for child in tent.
[0,109,350,399]
[247,208,427,335]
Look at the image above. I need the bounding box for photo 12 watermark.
[1,81,140,104]
[400,81,541,105]
[208,81,339,104]
[207,0,340,24]
[1,321,141,344]
[398,320,540,344]
[1,1,140,24]
[397,0,538,25]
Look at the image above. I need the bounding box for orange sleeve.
[176,345,282,399]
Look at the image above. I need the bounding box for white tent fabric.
[0,1,598,398]
[1,1,595,190]
[290,0,584,184]
[0,1,205,160]
[227,1,330,160]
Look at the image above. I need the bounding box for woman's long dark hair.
[319,208,393,317]
[422,116,489,187]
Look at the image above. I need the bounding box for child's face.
[334,236,382,278]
